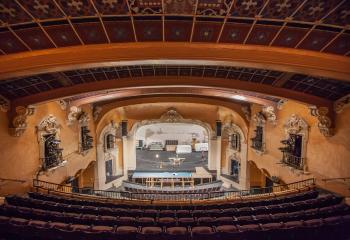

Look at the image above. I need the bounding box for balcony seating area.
[0,190,349,239]
[122,180,223,200]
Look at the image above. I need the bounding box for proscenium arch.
[1,43,350,81]
[127,109,215,171]
[95,95,250,135]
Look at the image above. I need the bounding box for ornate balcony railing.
[33,178,315,202]
[281,152,304,170]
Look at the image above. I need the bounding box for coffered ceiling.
[0,0,349,109]
[0,0,349,56]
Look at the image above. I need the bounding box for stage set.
[128,122,215,189]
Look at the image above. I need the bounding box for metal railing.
[33,178,315,202]
[281,153,304,170]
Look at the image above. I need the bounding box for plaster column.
[122,136,129,175]
[216,136,222,180]
[116,139,123,175]
[95,143,105,190]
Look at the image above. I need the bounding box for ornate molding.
[252,111,266,126]
[93,105,103,122]
[276,99,288,110]
[130,108,215,139]
[309,106,334,137]
[160,107,184,122]
[334,94,350,114]
[78,111,90,125]
[67,106,81,125]
[284,114,309,135]
[262,106,277,125]
[241,105,251,122]
[9,105,35,137]
[36,115,61,136]
[56,99,68,110]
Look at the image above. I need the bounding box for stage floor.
[136,149,208,171]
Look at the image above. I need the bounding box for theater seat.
[158,217,176,227]
[191,226,215,240]
[178,217,195,227]
[166,226,189,240]
[115,225,138,239]
[137,217,155,226]
[216,224,239,239]
[139,226,163,240]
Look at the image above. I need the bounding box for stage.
[135,149,208,171]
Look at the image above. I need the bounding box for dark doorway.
[105,159,113,181]
[230,159,240,183]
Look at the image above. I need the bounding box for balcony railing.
[281,152,304,170]
[33,178,315,202]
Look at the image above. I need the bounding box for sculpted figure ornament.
[36,115,61,135]
[309,106,334,137]
[0,95,10,112]
[9,105,35,137]
[262,106,277,125]
[160,107,184,122]
[67,105,81,125]
[284,114,308,135]
[93,106,103,122]
[241,105,251,122]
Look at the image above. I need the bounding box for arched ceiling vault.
[0,0,349,129]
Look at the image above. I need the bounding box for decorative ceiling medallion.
[160,107,184,122]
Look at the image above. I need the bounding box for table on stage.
[168,157,185,166]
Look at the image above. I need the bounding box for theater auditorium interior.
[0,0,350,239]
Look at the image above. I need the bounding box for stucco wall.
[247,101,350,185]
[0,102,96,195]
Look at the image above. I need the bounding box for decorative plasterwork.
[309,106,334,137]
[36,114,61,138]
[130,107,215,139]
[67,105,82,125]
[56,99,68,110]
[93,105,103,122]
[159,107,184,122]
[277,99,288,110]
[334,94,350,114]
[9,105,35,137]
[281,114,309,174]
[262,106,277,125]
[241,105,251,122]
[222,121,246,144]
[252,111,266,126]
[284,114,309,135]
[251,111,266,155]
[78,111,90,125]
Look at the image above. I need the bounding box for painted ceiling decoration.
[0,0,348,55]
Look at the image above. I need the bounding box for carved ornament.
[241,105,251,122]
[36,115,61,135]
[309,106,334,137]
[284,114,308,135]
[93,106,103,122]
[67,106,81,125]
[9,105,35,137]
[262,106,277,125]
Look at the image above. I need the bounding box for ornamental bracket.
[309,106,334,137]
[9,105,35,137]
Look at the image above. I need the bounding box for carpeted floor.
[136,149,208,172]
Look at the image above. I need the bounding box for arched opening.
[135,122,209,172]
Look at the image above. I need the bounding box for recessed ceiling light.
[232,95,246,101]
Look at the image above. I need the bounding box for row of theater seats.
[3,194,345,219]
[0,215,349,240]
[0,190,349,239]
[123,186,222,194]
[27,190,320,210]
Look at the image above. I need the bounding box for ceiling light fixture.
[232,95,246,101]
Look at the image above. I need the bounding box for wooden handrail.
[0,178,26,183]
[321,177,350,182]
